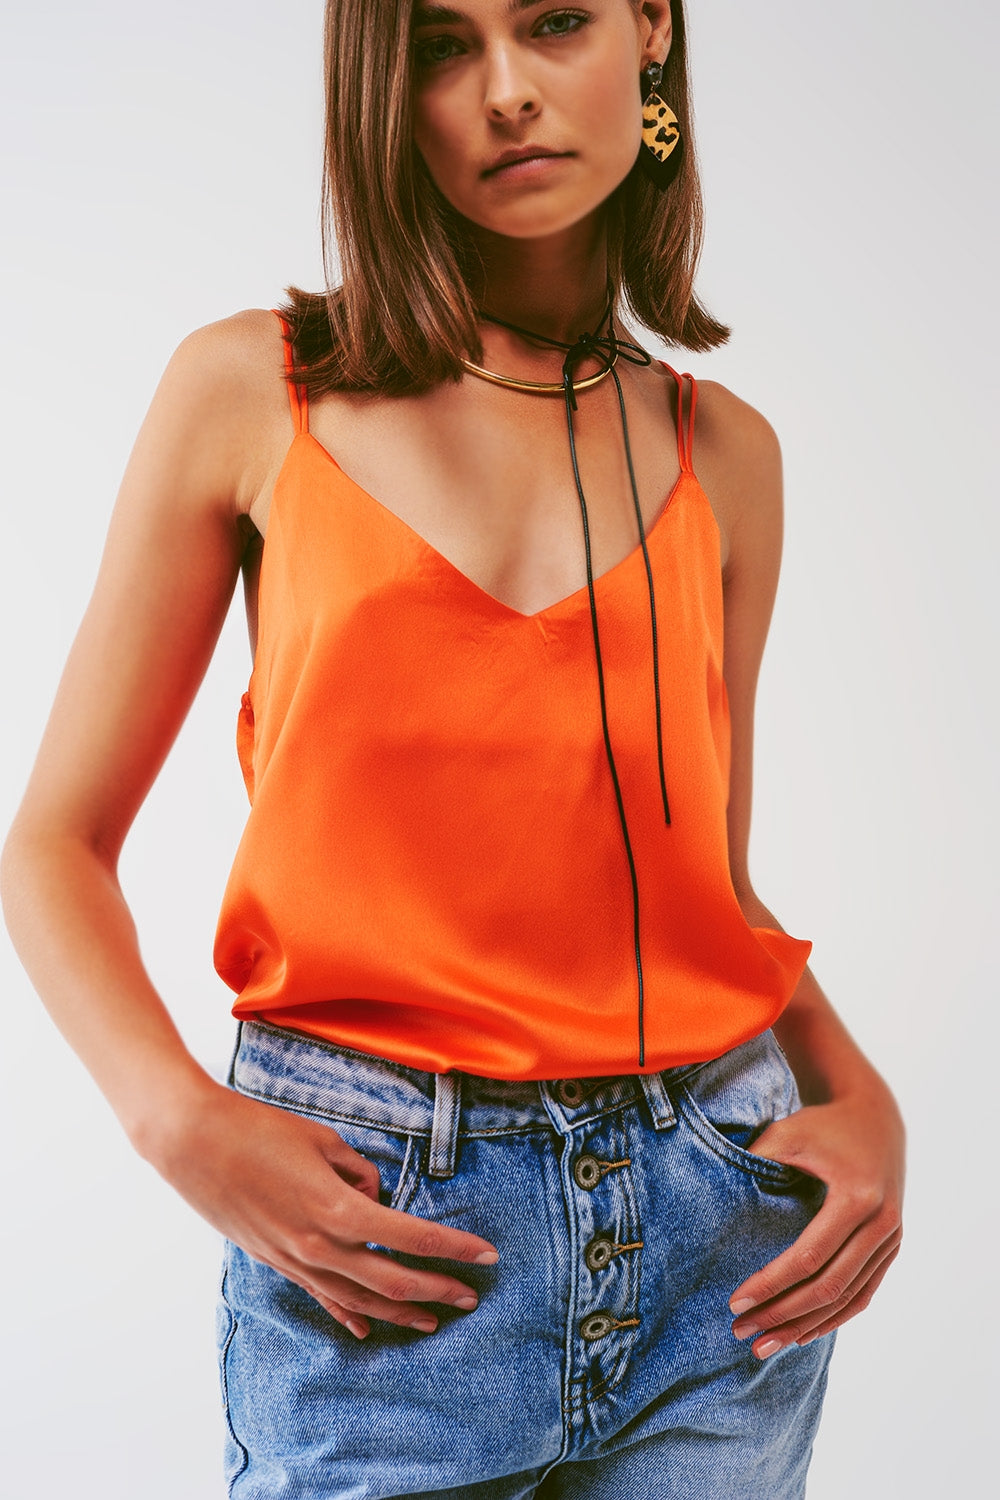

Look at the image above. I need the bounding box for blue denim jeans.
[218,1021,835,1498]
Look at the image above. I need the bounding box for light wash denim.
[218,1020,835,1498]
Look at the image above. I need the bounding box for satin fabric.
[212,312,811,1078]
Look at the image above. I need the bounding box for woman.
[1,0,904,1495]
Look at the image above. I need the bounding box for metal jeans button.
[573,1153,603,1190]
[555,1078,585,1106]
[584,1235,615,1272]
[580,1312,616,1342]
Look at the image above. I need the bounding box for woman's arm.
[1,312,497,1340]
[2,315,260,1139]
[696,382,905,1358]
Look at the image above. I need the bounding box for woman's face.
[411,0,671,244]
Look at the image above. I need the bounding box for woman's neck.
[469,219,612,347]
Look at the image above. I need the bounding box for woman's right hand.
[149,1076,498,1341]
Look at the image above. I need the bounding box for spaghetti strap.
[682,374,697,471]
[662,363,697,474]
[271,308,309,435]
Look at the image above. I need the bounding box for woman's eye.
[537,10,589,38]
[414,35,463,68]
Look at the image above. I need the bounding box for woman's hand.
[727,1079,905,1359]
[150,1078,498,1342]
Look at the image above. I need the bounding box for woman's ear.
[638,0,674,67]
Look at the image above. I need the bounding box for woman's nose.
[483,51,539,121]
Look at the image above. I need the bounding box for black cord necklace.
[464,291,671,1068]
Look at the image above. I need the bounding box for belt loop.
[638,1071,677,1131]
[226,1020,244,1087]
[428,1071,462,1179]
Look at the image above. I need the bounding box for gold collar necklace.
[460,293,641,400]
[459,354,615,394]
[461,292,667,1070]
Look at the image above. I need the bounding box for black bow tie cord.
[476,293,672,1067]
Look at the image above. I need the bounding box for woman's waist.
[229,1017,724,1138]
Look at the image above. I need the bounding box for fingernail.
[346,1319,368,1340]
[474,1250,499,1264]
[732,1324,760,1342]
[454,1295,478,1310]
[756,1336,783,1358]
[412,1317,438,1332]
[729,1297,755,1315]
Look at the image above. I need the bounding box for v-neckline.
[288,429,697,622]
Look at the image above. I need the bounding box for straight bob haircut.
[278,0,729,398]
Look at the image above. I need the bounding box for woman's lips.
[485,153,571,179]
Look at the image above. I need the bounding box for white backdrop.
[1,1,996,1494]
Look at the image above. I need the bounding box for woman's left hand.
[727,1079,905,1359]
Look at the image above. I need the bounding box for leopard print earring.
[638,60,683,190]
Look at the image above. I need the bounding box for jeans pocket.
[673,1028,808,1189]
[330,1116,423,1215]
[232,1076,424,1215]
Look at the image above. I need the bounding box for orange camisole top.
[213,311,811,1079]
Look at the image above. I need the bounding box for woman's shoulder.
[167,306,288,423]
[674,376,784,568]
[689,376,782,501]
[158,307,295,519]
[690,378,781,475]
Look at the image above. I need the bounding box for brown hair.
[278,0,729,397]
